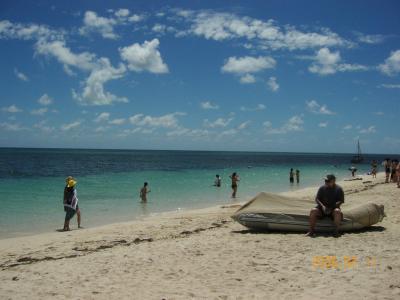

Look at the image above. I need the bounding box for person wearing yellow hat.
[63,176,80,231]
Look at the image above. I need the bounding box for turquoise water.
[0,149,392,238]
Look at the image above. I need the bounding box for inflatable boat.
[232,192,385,232]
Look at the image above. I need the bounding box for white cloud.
[61,121,81,131]
[374,111,384,116]
[14,68,29,81]
[94,112,110,122]
[35,39,96,72]
[308,48,368,75]
[37,94,53,105]
[79,11,118,39]
[239,74,256,84]
[72,58,127,105]
[2,105,22,113]
[174,11,353,50]
[240,104,266,112]
[119,39,169,74]
[203,117,233,128]
[306,100,335,115]
[0,20,61,41]
[33,120,54,133]
[355,32,385,44]
[0,122,27,131]
[264,115,304,134]
[31,107,48,115]
[238,121,251,130]
[200,101,219,110]
[95,126,109,133]
[129,112,184,128]
[359,126,376,134]
[221,56,276,74]
[115,9,130,18]
[379,83,400,89]
[318,122,328,128]
[166,127,209,138]
[378,50,400,76]
[109,118,125,125]
[267,76,279,92]
[343,124,352,130]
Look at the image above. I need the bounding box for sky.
[0,0,399,154]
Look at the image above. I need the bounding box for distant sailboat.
[351,139,364,164]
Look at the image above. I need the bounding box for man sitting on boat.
[307,174,344,237]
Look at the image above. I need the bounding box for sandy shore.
[0,173,399,299]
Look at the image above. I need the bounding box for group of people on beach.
[289,168,300,183]
[382,158,400,187]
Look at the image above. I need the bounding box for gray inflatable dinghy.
[232,192,385,232]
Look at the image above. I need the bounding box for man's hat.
[324,174,336,182]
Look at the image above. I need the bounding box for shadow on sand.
[231,225,386,237]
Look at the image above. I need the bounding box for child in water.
[140,182,150,203]
[214,174,222,187]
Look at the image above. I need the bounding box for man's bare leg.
[307,208,321,236]
[333,208,342,237]
[77,209,81,228]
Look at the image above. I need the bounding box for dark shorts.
[232,184,237,189]
[315,206,342,220]
[65,207,76,221]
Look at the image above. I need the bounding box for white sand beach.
[0,173,399,299]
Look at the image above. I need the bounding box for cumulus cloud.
[203,117,233,128]
[94,112,110,122]
[79,11,118,39]
[267,76,279,92]
[14,68,29,81]
[35,39,96,72]
[2,105,22,113]
[221,56,276,74]
[359,126,376,134]
[240,104,266,112]
[200,101,219,110]
[109,118,125,125]
[0,122,27,131]
[306,100,335,115]
[37,94,53,105]
[378,83,400,89]
[343,124,352,130]
[119,39,169,73]
[30,107,48,115]
[173,10,353,50]
[318,122,328,128]
[72,58,128,105]
[308,48,368,75]
[263,115,304,134]
[61,121,81,131]
[129,112,184,128]
[354,32,385,44]
[238,121,251,130]
[0,20,62,41]
[239,74,256,84]
[33,120,54,133]
[378,50,400,76]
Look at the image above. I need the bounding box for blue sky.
[0,0,399,153]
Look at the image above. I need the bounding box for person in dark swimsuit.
[229,172,239,198]
[306,174,344,237]
[289,168,294,183]
[384,159,391,183]
[64,176,81,228]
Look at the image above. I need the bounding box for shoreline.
[1,172,399,299]
[0,172,382,241]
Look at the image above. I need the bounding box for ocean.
[0,148,393,238]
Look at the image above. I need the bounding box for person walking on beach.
[63,178,79,231]
[349,166,357,177]
[289,168,294,183]
[390,160,397,182]
[396,161,400,188]
[214,174,222,187]
[230,172,239,198]
[306,174,344,237]
[383,159,391,183]
[64,176,81,228]
[295,169,300,184]
[140,182,150,203]
[371,160,378,178]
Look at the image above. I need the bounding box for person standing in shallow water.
[140,182,150,203]
[289,168,294,184]
[295,169,300,184]
[214,174,222,187]
[64,176,81,228]
[63,178,79,231]
[230,172,239,198]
